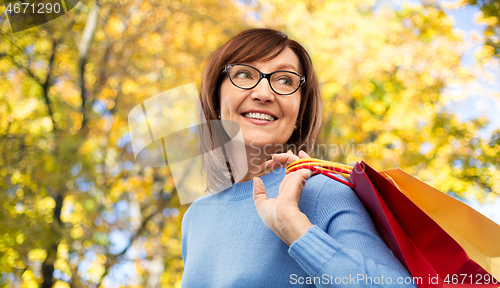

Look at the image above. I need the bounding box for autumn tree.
[464,0,500,59]
[1,0,250,286]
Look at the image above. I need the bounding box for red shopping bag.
[349,161,498,288]
[286,159,500,288]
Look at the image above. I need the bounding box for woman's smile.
[241,109,278,125]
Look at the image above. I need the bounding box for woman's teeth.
[242,112,277,121]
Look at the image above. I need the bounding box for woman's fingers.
[252,177,268,208]
[298,150,310,159]
[271,150,299,168]
[295,165,314,180]
[253,177,278,230]
[279,168,314,193]
[272,150,298,163]
[267,150,311,168]
[253,176,277,217]
[265,159,280,169]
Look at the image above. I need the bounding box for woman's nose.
[250,78,276,103]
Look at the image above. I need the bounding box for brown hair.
[198,28,322,192]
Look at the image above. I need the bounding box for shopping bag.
[285,159,500,288]
[379,168,500,276]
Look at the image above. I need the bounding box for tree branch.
[79,0,101,130]
[95,159,193,287]
[90,0,144,117]
[41,38,58,131]
[0,98,13,140]
[1,37,58,131]
[0,53,41,85]
[96,206,162,288]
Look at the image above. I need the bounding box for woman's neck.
[236,144,280,183]
[238,161,272,183]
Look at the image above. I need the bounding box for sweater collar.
[216,166,285,201]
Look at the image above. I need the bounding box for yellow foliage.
[54,259,71,276]
[70,225,84,239]
[28,249,47,262]
[476,13,499,26]
[16,233,24,245]
[123,79,139,94]
[36,197,56,215]
[54,281,71,288]
[21,270,37,288]
[57,241,69,260]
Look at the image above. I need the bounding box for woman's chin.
[243,139,283,152]
[240,130,291,152]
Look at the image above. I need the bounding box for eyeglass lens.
[228,65,301,95]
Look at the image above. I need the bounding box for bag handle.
[285,158,355,188]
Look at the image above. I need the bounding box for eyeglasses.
[223,63,306,96]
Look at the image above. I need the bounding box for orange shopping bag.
[380,168,500,276]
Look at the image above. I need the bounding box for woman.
[181,28,416,287]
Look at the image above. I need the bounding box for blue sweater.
[181,166,416,287]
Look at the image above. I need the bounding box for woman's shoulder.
[300,173,367,226]
[182,192,223,221]
[302,173,356,202]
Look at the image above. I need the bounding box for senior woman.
[181,28,416,287]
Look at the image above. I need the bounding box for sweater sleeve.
[288,178,417,287]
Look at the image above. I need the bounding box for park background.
[1,0,500,287]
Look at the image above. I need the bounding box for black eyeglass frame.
[223,63,306,96]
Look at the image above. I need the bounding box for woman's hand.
[252,150,314,246]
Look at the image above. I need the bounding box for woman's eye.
[276,77,292,85]
[234,71,252,79]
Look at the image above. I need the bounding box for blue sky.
[441,2,500,139]
[433,1,500,225]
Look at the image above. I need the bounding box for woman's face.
[219,47,302,151]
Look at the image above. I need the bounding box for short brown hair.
[199,28,322,192]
